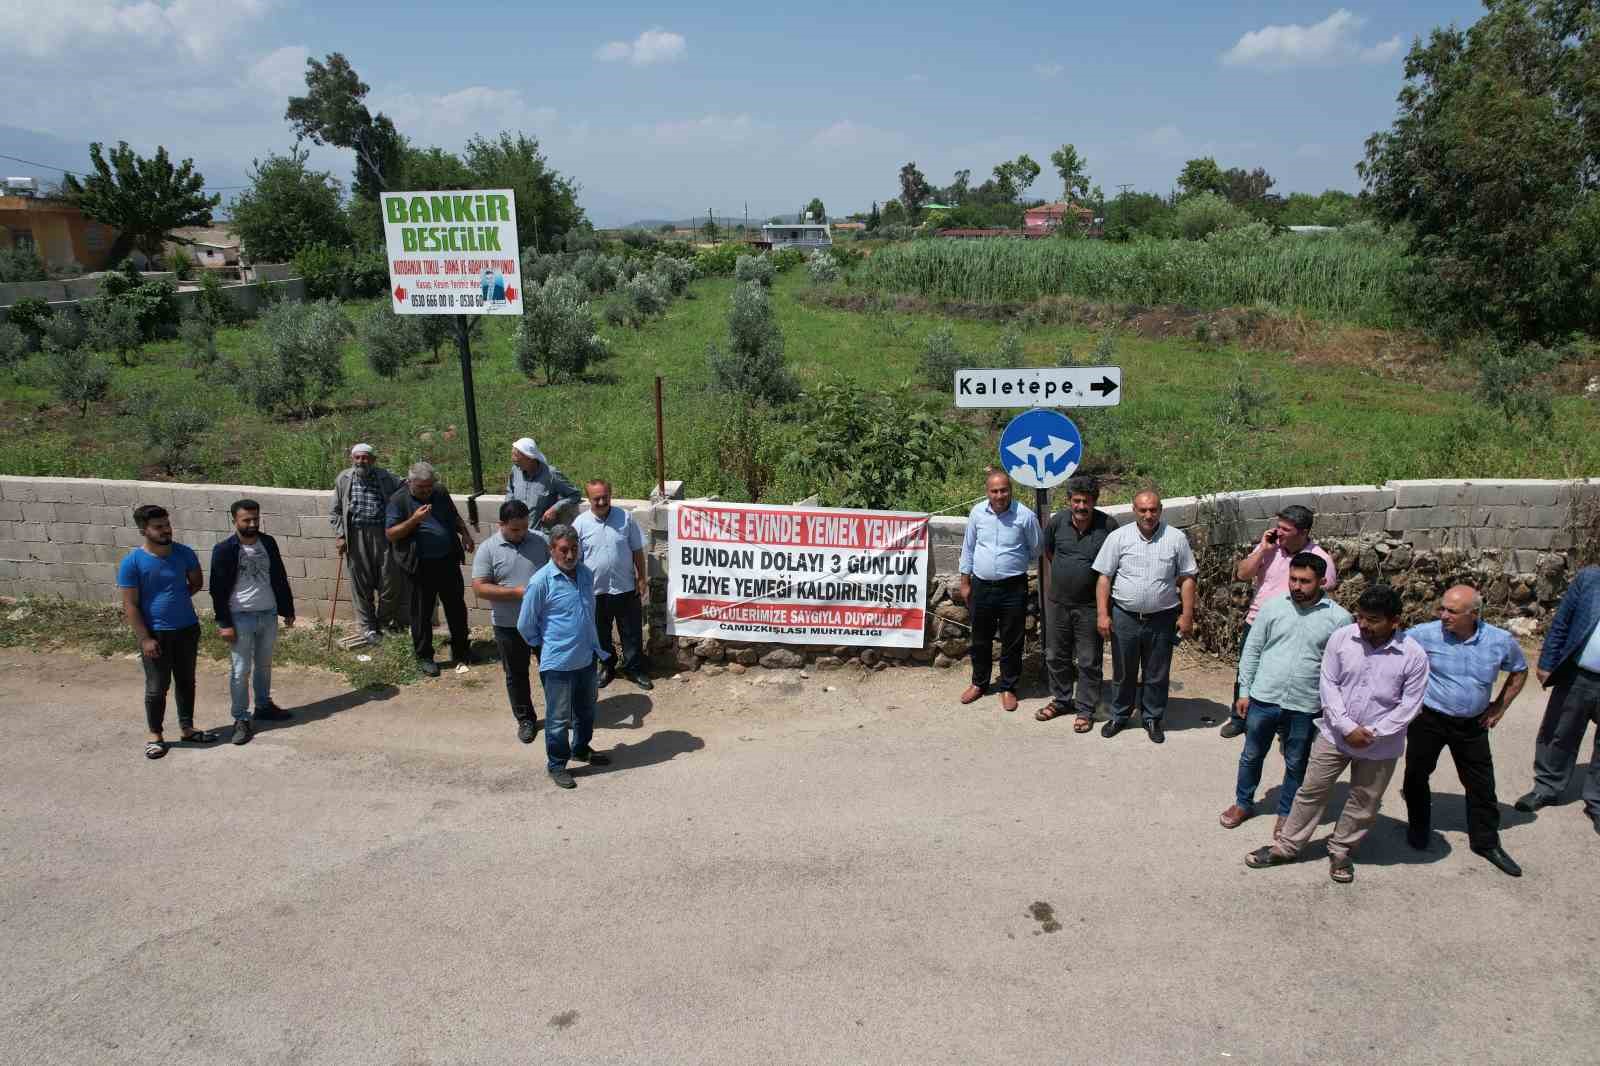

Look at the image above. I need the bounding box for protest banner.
[667,501,930,649]
[380,188,522,315]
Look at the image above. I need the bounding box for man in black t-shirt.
[1039,475,1115,730]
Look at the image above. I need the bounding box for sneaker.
[597,665,615,689]
[417,659,441,678]
[517,719,536,744]
[254,701,292,721]
[365,630,383,646]
[628,673,654,691]
[572,746,611,766]
[232,720,253,745]
[1219,717,1246,739]
[549,768,577,789]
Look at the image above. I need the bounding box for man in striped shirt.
[1092,491,1197,744]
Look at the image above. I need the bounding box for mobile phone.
[1265,529,1278,544]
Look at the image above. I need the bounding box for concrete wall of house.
[0,279,306,325]
[2,476,1595,671]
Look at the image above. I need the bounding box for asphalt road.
[0,647,1594,1065]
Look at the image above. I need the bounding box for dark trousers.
[969,575,1029,693]
[492,624,537,723]
[1044,599,1102,714]
[1402,706,1501,851]
[141,624,201,734]
[595,589,646,676]
[409,556,470,663]
[1109,604,1178,723]
[1530,667,1600,816]
[1228,622,1254,724]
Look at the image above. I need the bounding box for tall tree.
[898,162,932,219]
[463,132,585,253]
[400,146,475,189]
[1176,156,1228,200]
[992,154,1041,203]
[285,53,404,202]
[945,169,972,204]
[805,197,827,221]
[63,142,219,262]
[1049,144,1091,203]
[867,201,880,230]
[229,146,349,263]
[1222,166,1276,207]
[1360,0,1600,342]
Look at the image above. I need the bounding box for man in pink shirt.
[1221,505,1338,739]
[1244,584,1429,884]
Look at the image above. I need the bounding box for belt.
[1577,666,1600,682]
[1113,603,1178,622]
[973,574,1029,586]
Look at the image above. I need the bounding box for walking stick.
[327,547,344,651]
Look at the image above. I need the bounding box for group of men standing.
[956,470,1600,878]
[118,437,653,788]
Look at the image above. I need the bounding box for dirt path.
[0,648,1593,1065]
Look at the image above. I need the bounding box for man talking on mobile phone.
[1221,506,1338,739]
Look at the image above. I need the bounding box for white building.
[759,221,832,250]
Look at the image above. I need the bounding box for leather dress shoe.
[1145,719,1165,744]
[1513,791,1555,813]
[1218,804,1252,829]
[1471,845,1522,878]
[1219,718,1245,739]
[1406,826,1430,850]
[1101,718,1128,739]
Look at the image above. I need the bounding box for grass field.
[1,267,1595,508]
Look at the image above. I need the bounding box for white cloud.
[373,86,558,149]
[1033,63,1064,79]
[1221,9,1402,70]
[0,0,271,59]
[1139,125,1186,152]
[642,114,760,146]
[247,44,311,98]
[594,28,686,66]
[809,119,908,150]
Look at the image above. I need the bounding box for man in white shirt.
[1092,491,1197,744]
[574,479,652,690]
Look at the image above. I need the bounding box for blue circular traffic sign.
[999,409,1083,489]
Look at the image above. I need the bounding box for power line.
[0,151,248,190]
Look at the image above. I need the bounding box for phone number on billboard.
[409,294,487,308]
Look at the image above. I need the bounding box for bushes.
[514,274,609,384]
[694,243,742,277]
[45,344,112,415]
[790,379,980,510]
[652,256,696,296]
[735,255,776,287]
[919,325,964,387]
[708,281,796,405]
[1174,192,1250,241]
[294,243,389,299]
[127,386,214,475]
[360,309,423,378]
[178,307,221,371]
[0,323,27,370]
[82,296,145,366]
[236,299,351,417]
[5,297,53,346]
[0,247,47,283]
[98,269,180,341]
[807,250,841,285]
[769,247,806,272]
[624,272,667,318]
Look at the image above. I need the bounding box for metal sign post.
[454,315,486,524]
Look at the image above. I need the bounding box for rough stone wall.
[3,476,1596,671]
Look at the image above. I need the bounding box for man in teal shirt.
[1220,553,1352,836]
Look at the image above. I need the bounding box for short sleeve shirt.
[1409,620,1528,717]
[472,529,551,628]
[1091,521,1198,613]
[574,507,645,595]
[1043,509,1113,605]
[117,544,201,631]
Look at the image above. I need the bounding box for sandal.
[1329,860,1355,884]
[180,729,219,744]
[1035,702,1069,722]
[144,740,167,759]
[1073,714,1093,733]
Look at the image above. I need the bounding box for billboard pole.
[455,315,486,525]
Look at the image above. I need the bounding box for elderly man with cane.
[330,443,408,645]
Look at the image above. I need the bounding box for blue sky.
[0,1,1488,226]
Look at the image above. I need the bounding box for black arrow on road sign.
[1089,375,1118,396]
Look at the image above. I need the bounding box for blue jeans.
[541,665,598,770]
[1234,698,1316,815]
[228,610,278,721]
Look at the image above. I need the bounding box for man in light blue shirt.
[1220,552,1351,834]
[956,471,1041,713]
[517,524,611,789]
[1402,585,1528,877]
[574,478,652,691]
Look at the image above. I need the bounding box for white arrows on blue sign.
[998,409,1084,490]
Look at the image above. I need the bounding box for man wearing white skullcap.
[507,437,580,529]
[330,442,408,643]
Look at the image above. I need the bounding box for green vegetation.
[3,270,1594,507]
[859,233,1408,326]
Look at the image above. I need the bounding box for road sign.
[954,366,1121,409]
[998,409,1083,490]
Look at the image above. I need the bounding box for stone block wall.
[3,476,1596,672]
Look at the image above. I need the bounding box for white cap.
[350,443,375,456]
[512,437,545,464]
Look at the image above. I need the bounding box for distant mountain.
[617,215,775,231]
